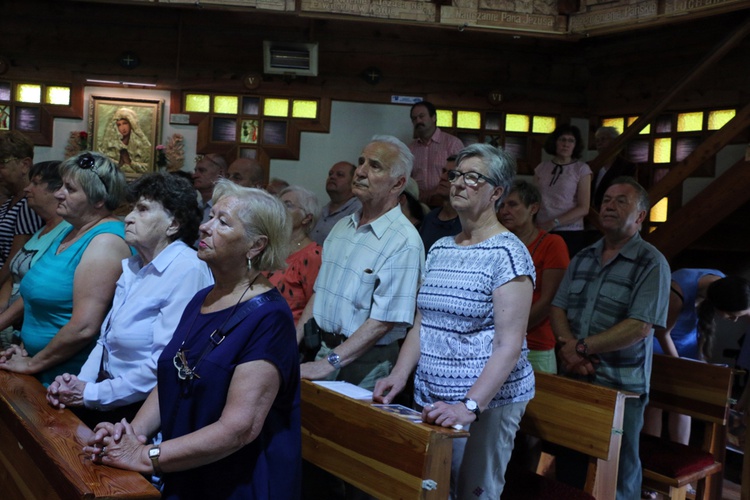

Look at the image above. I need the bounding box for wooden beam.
[589,14,750,172]
[644,156,750,261]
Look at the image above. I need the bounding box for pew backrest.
[519,371,629,499]
[301,379,467,499]
[0,370,159,500]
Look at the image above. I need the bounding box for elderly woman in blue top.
[84,180,300,500]
[374,144,535,499]
[47,173,214,427]
[0,152,131,385]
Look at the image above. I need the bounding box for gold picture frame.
[89,95,163,178]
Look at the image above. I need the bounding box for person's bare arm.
[653,284,682,357]
[0,233,130,374]
[527,268,565,330]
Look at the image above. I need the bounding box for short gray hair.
[596,126,620,140]
[211,179,291,271]
[370,135,414,180]
[455,144,516,209]
[609,176,649,212]
[279,185,322,235]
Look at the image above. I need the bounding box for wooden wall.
[2,1,747,118]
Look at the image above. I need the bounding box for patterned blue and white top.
[414,231,536,409]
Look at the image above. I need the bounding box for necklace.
[173,274,260,381]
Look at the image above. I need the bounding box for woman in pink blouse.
[533,124,592,257]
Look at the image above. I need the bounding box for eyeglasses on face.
[447,170,497,187]
[0,156,19,166]
[76,153,109,194]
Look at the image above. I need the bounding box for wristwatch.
[575,338,588,357]
[148,445,162,475]
[460,397,481,421]
[327,351,341,370]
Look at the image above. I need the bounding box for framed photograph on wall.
[89,95,163,177]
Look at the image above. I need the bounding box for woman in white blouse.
[46,173,213,427]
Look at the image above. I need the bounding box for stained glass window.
[264,98,289,117]
[677,112,703,132]
[16,84,41,104]
[505,114,529,133]
[292,100,317,119]
[45,86,70,105]
[436,110,453,128]
[532,116,556,134]
[457,111,481,130]
[708,109,735,130]
[185,94,210,113]
[654,138,672,163]
[214,96,239,115]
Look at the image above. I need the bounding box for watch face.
[149,447,159,458]
[464,399,478,411]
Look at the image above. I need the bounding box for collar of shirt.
[588,231,643,266]
[414,127,447,146]
[348,205,404,239]
[127,239,192,275]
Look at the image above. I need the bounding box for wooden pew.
[503,371,629,500]
[0,370,159,500]
[301,380,468,499]
[641,354,734,500]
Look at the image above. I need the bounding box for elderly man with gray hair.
[297,135,424,390]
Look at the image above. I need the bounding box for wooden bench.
[0,370,159,500]
[641,354,735,500]
[301,379,468,499]
[503,371,630,500]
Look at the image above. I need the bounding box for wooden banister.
[644,155,750,260]
[0,370,159,500]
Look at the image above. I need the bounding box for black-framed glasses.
[447,170,497,187]
[77,153,109,194]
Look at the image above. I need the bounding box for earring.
[247,258,252,272]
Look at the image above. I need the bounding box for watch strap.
[149,445,163,475]
[460,397,481,421]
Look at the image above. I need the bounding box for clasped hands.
[47,373,86,409]
[0,344,33,373]
[82,418,151,474]
[557,337,599,376]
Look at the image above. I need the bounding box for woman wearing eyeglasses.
[533,124,592,257]
[374,144,535,499]
[85,180,300,500]
[0,152,131,385]
[46,173,213,428]
[265,185,322,326]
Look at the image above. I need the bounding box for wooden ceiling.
[1,0,749,116]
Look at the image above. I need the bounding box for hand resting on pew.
[47,372,85,408]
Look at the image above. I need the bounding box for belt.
[322,330,347,348]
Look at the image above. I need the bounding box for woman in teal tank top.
[0,152,131,385]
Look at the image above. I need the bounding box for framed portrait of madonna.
[88,95,163,178]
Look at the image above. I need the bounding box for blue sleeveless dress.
[19,221,126,386]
